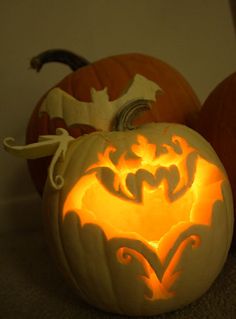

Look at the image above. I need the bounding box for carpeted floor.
[0,230,235,319]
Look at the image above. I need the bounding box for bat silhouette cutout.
[86,134,198,204]
[39,74,162,131]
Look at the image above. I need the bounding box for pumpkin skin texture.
[26,53,200,194]
[194,72,236,247]
[36,123,232,316]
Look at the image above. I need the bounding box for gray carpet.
[0,230,235,319]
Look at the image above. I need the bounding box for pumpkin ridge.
[45,186,86,299]
[111,54,134,77]
[95,55,132,101]
[102,232,122,313]
[90,61,108,93]
[148,56,200,123]
[216,85,229,155]
[110,55,136,101]
[59,208,91,301]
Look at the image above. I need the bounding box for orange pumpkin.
[193,72,236,247]
[26,50,200,194]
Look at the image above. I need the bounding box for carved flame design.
[116,233,200,300]
[63,133,224,300]
[86,135,198,203]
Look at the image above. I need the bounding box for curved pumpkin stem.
[30,49,90,72]
[113,99,152,131]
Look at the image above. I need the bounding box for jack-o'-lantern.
[193,72,236,247]
[27,49,200,194]
[4,122,233,316]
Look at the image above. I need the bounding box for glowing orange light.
[63,134,224,300]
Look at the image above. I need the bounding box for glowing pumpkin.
[27,49,200,194]
[193,72,236,247]
[4,122,233,316]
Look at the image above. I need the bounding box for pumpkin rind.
[40,123,233,316]
[26,53,200,194]
[193,72,236,247]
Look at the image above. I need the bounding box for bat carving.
[39,74,162,131]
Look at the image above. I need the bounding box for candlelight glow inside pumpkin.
[63,131,224,300]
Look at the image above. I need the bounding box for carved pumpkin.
[26,50,200,194]
[4,122,233,316]
[193,72,236,247]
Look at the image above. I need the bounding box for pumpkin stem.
[30,49,90,72]
[113,99,152,131]
[3,128,75,190]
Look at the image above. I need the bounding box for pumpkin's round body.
[26,53,200,194]
[42,123,233,316]
[194,72,236,247]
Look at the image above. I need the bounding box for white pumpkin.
[4,122,233,316]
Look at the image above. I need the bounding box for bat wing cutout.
[39,74,162,131]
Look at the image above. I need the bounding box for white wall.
[1,0,236,232]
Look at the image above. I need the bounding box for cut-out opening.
[62,133,224,300]
[63,134,223,245]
